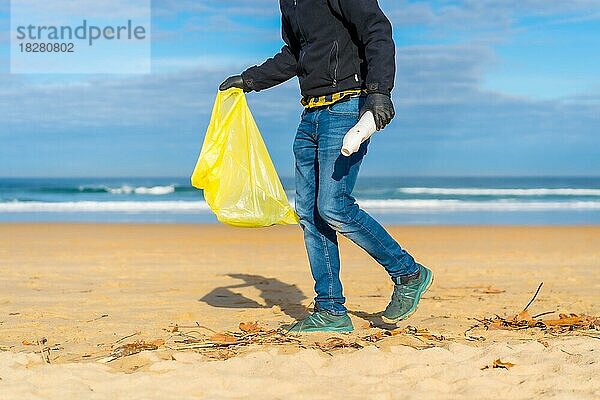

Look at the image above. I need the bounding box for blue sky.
[0,0,599,177]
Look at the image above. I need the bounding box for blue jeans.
[293,96,418,316]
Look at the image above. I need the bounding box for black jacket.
[241,0,396,97]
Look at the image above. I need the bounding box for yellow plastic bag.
[191,88,298,227]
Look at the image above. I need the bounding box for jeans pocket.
[326,98,360,116]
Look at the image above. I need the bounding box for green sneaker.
[382,263,433,324]
[282,311,354,333]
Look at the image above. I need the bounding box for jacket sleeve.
[328,0,396,95]
[241,15,298,92]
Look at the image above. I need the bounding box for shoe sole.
[286,326,354,333]
[381,266,434,324]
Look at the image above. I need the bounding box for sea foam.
[1,199,600,213]
[398,187,600,196]
[78,185,177,195]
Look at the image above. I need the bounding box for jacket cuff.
[365,82,391,96]
[240,70,256,92]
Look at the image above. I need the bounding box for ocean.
[1,177,599,225]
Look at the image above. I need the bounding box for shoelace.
[285,312,326,333]
[392,285,420,301]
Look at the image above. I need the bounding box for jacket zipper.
[294,0,309,76]
[332,40,339,87]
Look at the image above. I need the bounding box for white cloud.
[381,0,600,30]
[0,40,597,144]
[0,63,300,135]
[153,0,278,18]
[11,0,151,20]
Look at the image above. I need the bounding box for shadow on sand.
[199,274,308,320]
[348,309,398,330]
[201,274,397,329]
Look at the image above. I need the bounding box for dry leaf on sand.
[210,333,238,345]
[391,326,445,341]
[481,359,515,370]
[514,310,535,323]
[363,330,390,342]
[493,359,515,369]
[481,286,505,294]
[239,321,261,333]
[543,313,598,329]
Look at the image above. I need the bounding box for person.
[220,0,433,332]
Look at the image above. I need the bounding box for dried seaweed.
[392,325,446,341]
[523,282,544,311]
[485,311,599,333]
[464,324,486,341]
[480,286,506,294]
[470,282,599,337]
[315,337,363,352]
[115,331,141,344]
[86,314,109,323]
[362,325,445,346]
[99,339,165,363]
[21,337,56,363]
[166,321,301,357]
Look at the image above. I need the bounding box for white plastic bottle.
[341,111,377,156]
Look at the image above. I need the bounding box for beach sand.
[1,224,599,399]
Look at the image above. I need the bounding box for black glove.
[360,93,395,130]
[219,75,249,92]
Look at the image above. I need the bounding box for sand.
[1,224,599,399]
